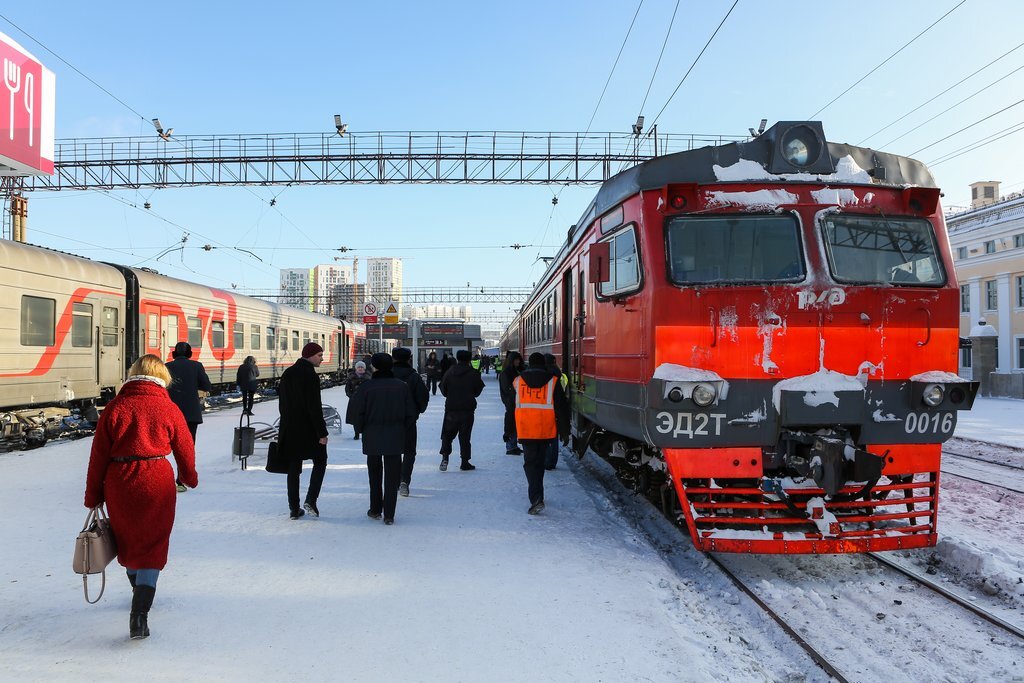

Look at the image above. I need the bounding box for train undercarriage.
[579,422,940,554]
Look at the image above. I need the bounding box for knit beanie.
[302,342,324,358]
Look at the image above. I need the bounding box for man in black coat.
[391,347,429,496]
[166,341,213,443]
[438,350,485,472]
[348,352,417,525]
[498,351,523,454]
[278,343,329,520]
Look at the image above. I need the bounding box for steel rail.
[867,552,1024,640]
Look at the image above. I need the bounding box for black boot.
[130,585,155,640]
[127,570,137,589]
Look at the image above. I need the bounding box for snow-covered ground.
[1,377,1021,681]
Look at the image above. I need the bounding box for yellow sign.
[384,301,400,324]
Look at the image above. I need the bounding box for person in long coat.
[235,355,260,416]
[424,351,441,396]
[348,352,417,525]
[278,343,329,519]
[391,347,430,496]
[344,361,370,440]
[84,354,198,640]
[165,341,213,442]
[498,351,523,454]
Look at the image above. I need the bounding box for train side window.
[20,295,55,346]
[251,324,261,350]
[303,331,310,348]
[72,303,93,348]
[266,327,275,350]
[599,226,642,296]
[292,330,299,351]
[233,322,244,349]
[212,321,225,349]
[280,328,289,352]
[188,317,203,348]
[102,307,119,346]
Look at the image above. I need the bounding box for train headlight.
[780,126,821,168]
[667,386,685,403]
[691,383,717,407]
[922,383,945,407]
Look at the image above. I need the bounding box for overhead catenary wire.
[646,0,740,132]
[879,60,1024,150]
[808,0,967,120]
[0,13,148,123]
[928,120,1024,166]
[857,41,1024,146]
[637,0,681,119]
[908,96,1024,156]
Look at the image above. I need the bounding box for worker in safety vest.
[514,352,570,515]
[470,353,482,372]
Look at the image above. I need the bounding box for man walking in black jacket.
[348,352,417,525]
[438,350,485,471]
[391,347,429,496]
[166,341,213,492]
[278,343,329,520]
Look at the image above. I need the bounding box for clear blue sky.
[4,0,1023,318]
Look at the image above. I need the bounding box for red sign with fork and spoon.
[0,32,55,176]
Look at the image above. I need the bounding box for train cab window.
[251,324,261,350]
[266,327,275,350]
[188,317,203,348]
[212,321,225,349]
[292,330,300,351]
[667,215,804,284]
[102,306,119,346]
[21,295,55,346]
[821,214,945,286]
[599,227,641,296]
[72,303,93,348]
[234,322,244,349]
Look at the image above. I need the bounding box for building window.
[72,302,93,348]
[960,285,970,313]
[972,187,978,200]
[986,280,998,310]
[957,246,967,260]
[984,185,996,199]
[1018,276,1024,308]
[961,346,972,369]
[985,240,996,254]
[251,324,261,350]
[1016,234,1024,249]
[188,317,203,348]
[234,322,244,349]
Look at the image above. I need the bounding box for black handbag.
[264,441,290,474]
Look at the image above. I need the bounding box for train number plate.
[904,412,954,435]
[654,412,727,438]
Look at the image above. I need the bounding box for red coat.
[84,379,198,569]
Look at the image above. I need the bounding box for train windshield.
[665,215,804,284]
[821,214,946,286]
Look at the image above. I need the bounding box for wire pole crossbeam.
[22,130,745,191]
[240,286,533,305]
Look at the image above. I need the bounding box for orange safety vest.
[513,376,557,440]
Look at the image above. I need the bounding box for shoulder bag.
[265,441,290,474]
[72,505,118,604]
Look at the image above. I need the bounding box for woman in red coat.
[84,354,198,640]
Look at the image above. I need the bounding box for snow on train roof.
[712,155,873,184]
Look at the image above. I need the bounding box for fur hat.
[371,352,394,372]
[456,350,472,362]
[392,347,412,362]
[301,342,324,358]
[172,341,192,359]
[528,352,546,367]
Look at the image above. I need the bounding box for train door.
[98,300,123,384]
[562,268,574,385]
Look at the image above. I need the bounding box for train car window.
[165,316,178,349]
[600,206,624,234]
[20,296,55,346]
[251,324,261,350]
[599,226,642,295]
[303,332,310,348]
[280,328,289,352]
[102,307,119,346]
[666,215,803,284]
[292,330,300,351]
[212,321,225,349]
[72,303,93,348]
[188,317,203,348]
[234,322,244,349]
[146,314,159,349]
[266,327,275,350]
[821,215,945,286]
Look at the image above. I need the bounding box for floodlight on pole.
[333,114,348,136]
[632,115,645,136]
[152,118,173,140]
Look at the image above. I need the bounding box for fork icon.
[5,57,21,142]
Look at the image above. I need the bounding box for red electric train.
[502,121,979,554]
